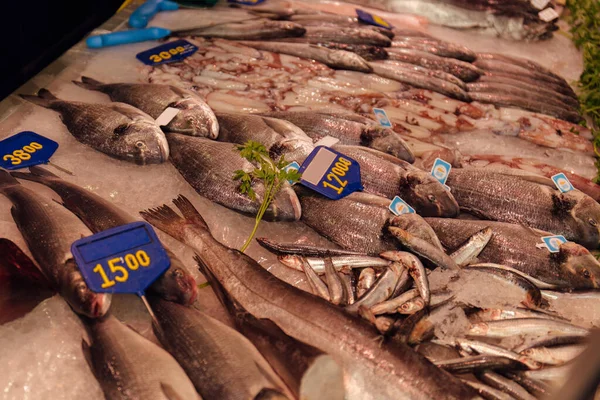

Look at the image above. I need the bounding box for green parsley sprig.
[233,140,301,252]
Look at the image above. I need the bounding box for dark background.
[1,1,124,101]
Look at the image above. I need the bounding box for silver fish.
[504,372,551,398]
[387,227,459,270]
[520,344,586,366]
[301,257,331,301]
[324,258,346,305]
[83,314,200,400]
[257,237,363,257]
[175,19,306,40]
[11,166,198,305]
[477,371,537,400]
[380,251,430,304]
[149,297,292,399]
[140,195,478,399]
[238,41,373,72]
[449,227,492,267]
[462,380,514,400]
[346,261,405,313]
[73,77,219,138]
[167,134,301,221]
[258,111,415,162]
[397,291,454,314]
[357,267,377,298]
[468,318,589,339]
[468,263,558,290]
[447,338,541,369]
[371,288,420,315]
[0,171,110,318]
[278,255,389,274]
[446,168,600,249]
[436,355,524,373]
[388,213,445,251]
[20,89,168,165]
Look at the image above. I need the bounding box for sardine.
[140,196,478,399]
[477,371,537,400]
[149,296,291,399]
[436,355,525,373]
[12,166,198,305]
[503,372,552,398]
[398,291,454,314]
[238,41,373,72]
[387,227,459,270]
[370,61,471,101]
[73,77,219,138]
[278,255,389,274]
[380,251,430,304]
[469,308,570,324]
[391,37,476,61]
[332,145,460,216]
[258,111,415,162]
[514,336,586,353]
[371,288,420,315]
[357,267,377,298]
[447,338,541,370]
[468,318,589,339]
[463,267,542,308]
[386,47,482,81]
[462,380,514,400]
[426,218,600,289]
[445,168,600,249]
[468,263,558,290]
[450,227,492,267]
[83,314,200,400]
[175,19,306,40]
[416,341,462,363]
[523,363,572,383]
[324,258,346,305]
[301,258,331,301]
[167,134,301,221]
[256,237,362,257]
[388,213,445,251]
[520,344,586,366]
[20,89,168,165]
[346,261,405,313]
[0,171,110,317]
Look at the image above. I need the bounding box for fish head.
[401,173,459,217]
[65,260,111,317]
[165,98,220,139]
[363,128,415,163]
[118,121,169,165]
[263,183,302,222]
[559,242,600,289]
[278,255,303,271]
[327,50,372,73]
[149,265,198,305]
[571,196,600,249]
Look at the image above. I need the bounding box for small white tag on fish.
[538,7,559,21]
[155,107,180,126]
[314,135,340,148]
[431,158,452,185]
[531,0,550,10]
[373,108,392,128]
[389,196,415,215]
[283,161,301,184]
[541,235,567,253]
[551,173,574,193]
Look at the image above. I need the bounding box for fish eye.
[582,269,592,279]
[136,141,145,148]
[427,194,436,203]
[589,219,597,227]
[173,269,184,278]
[114,124,129,136]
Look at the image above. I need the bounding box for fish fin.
[19,89,58,108]
[73,76,104,91]
[193,254,238,313]
[10,165,58,184]
[0,238,51,287]
[160,383,190,400]
[0,169,21,190]
[81,338,96,374]
[459,207,494,220]
[173,195,209,229]
[108,102,149,121]
[140,202,187,242]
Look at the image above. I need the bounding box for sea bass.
[11,166,198,305]
[20,89,168,165]
[446,168,600,249]
[140,195,478,400]
[426,218,600,289]
[83,314,200,400]
[73,77,219,138]
[0,171,110,317]
[167,134,301,221]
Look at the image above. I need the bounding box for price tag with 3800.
[3,141,43,165]
[0,131,59,170]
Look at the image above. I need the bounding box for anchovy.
[391,37,476,61]
[445,168,600,249]
[387,227,459,270]
[468,263,559,290]
[450,227,492,267]
[83,314,199,400]
[477,371,537,400]
[523,363,572,383]
[301,258,331,301]
[341,273,356,305]
[256,237,363,257]
[371,288,420,315]
[520,344,586,366]
[0,171,110,317]
[386,47,482,82]
[258,111,415,162]
[174,19,306,40]
[346,261,405,313]
[167,134,301,221]
[398,291,454,314]
[462,380,515,400]
[73,77,219,138]
[514,335,586,353]
[12,166,198,305]
[324,258,346,305]
[426,218,600,289]
[238,41,373,72]
[19,89,168,165]
[503,372,552,398]
[278,254,389,274]
[380,251,430,304]
[370,61,471,101]
[436,355,526,373]
[149,296,291,399]
[463,267,542,308]
[416,341,462,363]
[388,213,445,251]
[469,308,569,324]
[468,318,589,338]
[447,338,541,369]
[357,267,377,298]
[140,195,477,399]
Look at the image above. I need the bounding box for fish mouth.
[181,275,198,305]
[265,185,302,221]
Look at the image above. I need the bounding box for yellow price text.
[93,250,151,288]
[3,142,43,166]
[149,46,186,63]
[322,157,351,195]
[373,15,390,28]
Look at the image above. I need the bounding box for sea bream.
[19,89,169,165]
[446,168,600,249]
[11,166,198,305]
[73,77,219,138]
[0,171,110,317]
[140,195,478,400]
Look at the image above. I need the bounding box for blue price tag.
[71,222,170,295]
[541,235,567,253]
[228,0,266,4]
[284,161,301,184]
[431,158,452,185]
[356,9,393,29]
[551,173,574,193]
[373,108,392,128]
[136,39,198,66]
[299,146,363,200]
[0,131,58,170]
[389,196,415,215]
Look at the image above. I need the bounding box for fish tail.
[0,170,21,191]
[10,165,58,184]
[172,195,209,229]
[73,76,104,91]
[139,203,188,242]
[18,88,58,108]
[0,238,50,287]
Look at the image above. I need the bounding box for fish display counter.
[0,0,599,399]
